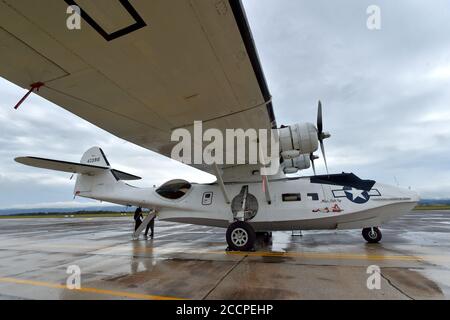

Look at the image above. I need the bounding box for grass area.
[0,211,134,219]
[414,205,450,211]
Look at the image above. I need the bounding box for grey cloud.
[244,0,450,197]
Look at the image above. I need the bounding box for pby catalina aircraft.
[1,0,418,251]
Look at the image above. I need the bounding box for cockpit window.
[156,179,191,199]
[307,193,319,201]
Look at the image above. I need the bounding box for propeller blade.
[320,140,329,175]
[317,100,323,134]
[317,100,330,174]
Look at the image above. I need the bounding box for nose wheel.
[362,227,382,243]
[226,221,256,251]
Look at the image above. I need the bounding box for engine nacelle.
[279,123,318,156]
[282,154,311,174]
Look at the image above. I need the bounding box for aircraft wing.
[0,0,277,182]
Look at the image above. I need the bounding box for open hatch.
[156,179,192,200]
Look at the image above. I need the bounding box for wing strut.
[259,140,272,205]
[212,163,231,204]
[262,175,272,205]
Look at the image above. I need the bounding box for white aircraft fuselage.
[16,147,419,250]
[77,171,419,232]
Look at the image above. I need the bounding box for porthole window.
[282,193,301,202]
[202,192,213,205]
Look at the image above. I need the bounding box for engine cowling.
[279,123,318,156]
[278,102,331,175]
[282,154,311,174]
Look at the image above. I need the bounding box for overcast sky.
[1,0,449,209]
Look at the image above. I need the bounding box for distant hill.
[418,199,450,206]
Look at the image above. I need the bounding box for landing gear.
[256,231,272,243]
[362,227,382,243]
[226,221,256,251]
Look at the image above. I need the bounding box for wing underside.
[0,0,277,181]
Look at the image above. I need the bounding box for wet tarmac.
[0,210,449,300]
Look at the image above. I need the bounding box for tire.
[226,221,256,251]
[362,227,382,243]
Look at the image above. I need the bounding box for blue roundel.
[343,186,370,204]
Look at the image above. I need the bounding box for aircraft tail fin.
[80,147,111,168]
[15,146,141,198]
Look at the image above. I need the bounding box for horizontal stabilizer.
[15,157,141,181]
[110,169,142,181]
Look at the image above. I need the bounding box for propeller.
[317,100,331,174]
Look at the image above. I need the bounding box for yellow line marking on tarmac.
[91,246,419,261]
[130,247,441,262]
[216,250,424,262]
[0,277,184,300]
[152,248,450,263]
[3,243,450,262]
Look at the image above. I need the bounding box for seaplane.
[1,0,419,251]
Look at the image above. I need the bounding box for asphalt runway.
[0,210,449,300]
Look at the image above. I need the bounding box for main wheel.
[226,221,256,251]
[362,227,382,243]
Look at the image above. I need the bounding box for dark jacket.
[134,208,142,221]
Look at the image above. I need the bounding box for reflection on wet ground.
[0,210,449,299]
